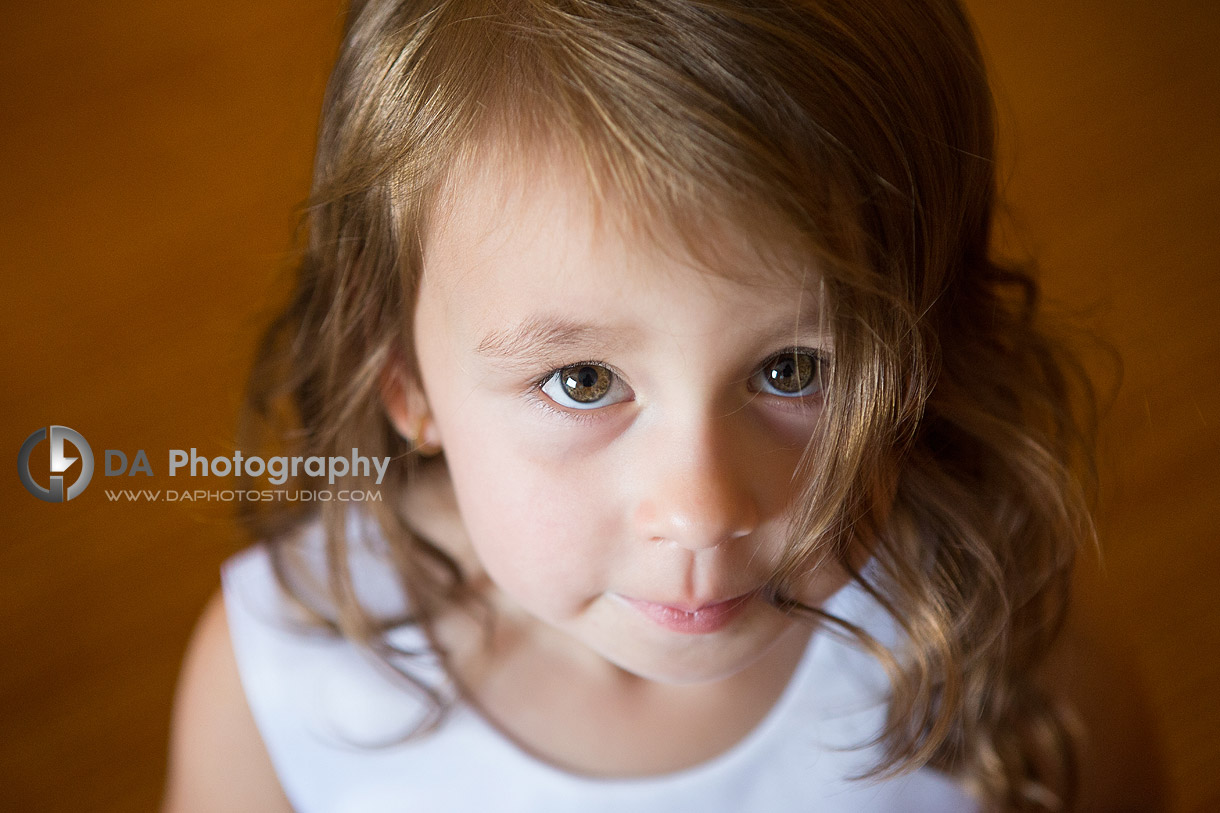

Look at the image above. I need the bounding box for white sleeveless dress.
[221,517,980,812]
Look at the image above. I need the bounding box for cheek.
[441,421,618,614]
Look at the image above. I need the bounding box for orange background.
[1,2,1217,810]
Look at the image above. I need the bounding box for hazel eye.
[539,363,632,410]
[750,350,824,398]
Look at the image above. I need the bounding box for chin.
[631,662,749,687]
[592,633,778,687]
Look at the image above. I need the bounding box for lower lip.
[620,592,754,635]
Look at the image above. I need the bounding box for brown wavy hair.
[239,1,1098,809]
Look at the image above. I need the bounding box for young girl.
[163,1,1150,810]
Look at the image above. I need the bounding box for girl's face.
[409,151,850,686]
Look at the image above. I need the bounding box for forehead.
[421,141,821,314]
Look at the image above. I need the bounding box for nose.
[632,413,761,552]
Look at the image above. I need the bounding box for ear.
[379,353,443,456]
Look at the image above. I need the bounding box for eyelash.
[528,348,829,421]
[748,346,830,404]
[528,359,630,424]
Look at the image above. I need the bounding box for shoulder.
[162,588,295,813]
[1043,609,1169,813]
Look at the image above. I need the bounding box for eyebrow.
[474,316,638,362]
[474,311,832,367]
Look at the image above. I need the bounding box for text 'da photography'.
[17,424,388,505]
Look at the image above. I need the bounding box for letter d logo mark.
[18,426,94,502]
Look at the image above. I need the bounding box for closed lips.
[618,590,757,634]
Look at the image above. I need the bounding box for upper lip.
[624,590,757,613]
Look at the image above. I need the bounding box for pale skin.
[162,149,1167,812]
